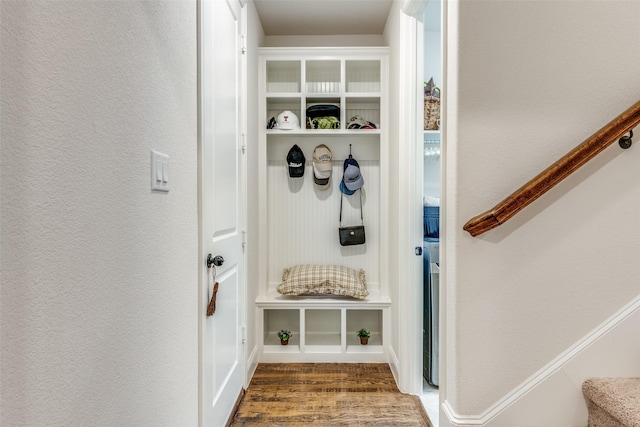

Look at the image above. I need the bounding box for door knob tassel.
[207,282,219,316]
[206,263,219,317]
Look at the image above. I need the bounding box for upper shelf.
[260,48,388,135]
[265,58,383,96]
[267,129,381,136]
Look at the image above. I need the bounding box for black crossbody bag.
[339,190,366,246]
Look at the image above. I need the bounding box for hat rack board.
[264,135,381,297]
[267,134,379,162]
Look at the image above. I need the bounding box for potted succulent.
[277,329,292,345]
[356,328,370,345]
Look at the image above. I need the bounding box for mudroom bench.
[256,292,391,363]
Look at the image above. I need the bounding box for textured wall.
[1,1,198,425]
[447,0,640,417]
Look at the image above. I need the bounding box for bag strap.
[339,190,363,227]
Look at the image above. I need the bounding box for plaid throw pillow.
[276,265,368,299]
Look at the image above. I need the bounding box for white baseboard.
[245,344,259,387]
[389,345,400,385]
[442,294,640,426]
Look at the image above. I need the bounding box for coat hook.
[619,130,633,149]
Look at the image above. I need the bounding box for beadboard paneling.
[267,155,380,292]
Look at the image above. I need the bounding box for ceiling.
[253,0,394,36]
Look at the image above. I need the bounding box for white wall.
[445,0,640,422]
[423,0,441,89]
[423,0,442,200]
[1,2,198,426]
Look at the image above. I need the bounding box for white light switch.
[162,162,168,183]
[151,150,169,192]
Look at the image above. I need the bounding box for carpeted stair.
[582,378,640,427]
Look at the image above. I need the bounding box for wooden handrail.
[464,100,640,237]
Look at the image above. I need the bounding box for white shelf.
[306,333,341,346]
[256,289,391,307]
[347,332,382,348]
[266,129,381,136]
[423,130,441,142]
[264,344,301,354]
[264,332,299,347]
[346,344,384,354]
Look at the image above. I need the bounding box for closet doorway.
[420,0,442,425]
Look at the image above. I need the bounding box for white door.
[199,0,245,426]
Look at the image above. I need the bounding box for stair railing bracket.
[619,130,633,149]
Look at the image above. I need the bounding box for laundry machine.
[423,205,439,387]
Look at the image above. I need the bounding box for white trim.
[438,1,448,423]
[246,344,258,378]
[389,344,401,385]
[441,294,640,425]
[397,7,423,395]
[239,0,250,390]
[196,3,207,426]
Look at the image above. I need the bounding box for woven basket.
[424,87,441,130]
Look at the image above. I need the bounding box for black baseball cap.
[287,144,305,178]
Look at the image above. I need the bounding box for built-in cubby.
[345,60,381,92]
[262,49,385,133]
[263,309,300,348]
[345,97,381,128]
[260,303,389,362]
[266,60,300,93]
[257,47,390,363]
[305,60,341,93]
[347,309,383,348]
[306,309,341,349]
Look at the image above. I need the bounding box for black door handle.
[206,254,225,268]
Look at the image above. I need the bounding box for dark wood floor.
[229,363,432,426]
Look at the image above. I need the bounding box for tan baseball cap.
[312,144,332,189]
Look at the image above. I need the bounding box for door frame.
[399,0,448,403]
[395,7,424,394]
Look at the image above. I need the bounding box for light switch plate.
[151,150,169,192]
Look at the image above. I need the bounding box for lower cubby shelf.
[258,297,390,362]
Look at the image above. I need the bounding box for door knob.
[206,254,225,268]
